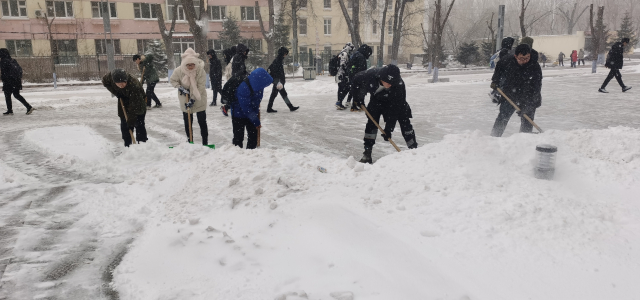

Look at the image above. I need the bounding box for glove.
[185,98,195,109]
[277,83,283,90]
[381,130,391,141]
[490,82,497,89]
[178,86,190,96]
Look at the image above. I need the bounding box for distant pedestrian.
[231,68,273,149]
[0,48,33,115]
[570,50,578,68]
[541,53,547,68]
[133,54,162,108]
[346,44,373,112]
[335,42,355,110]
[231,43,250,80]
[102,69,148,147]
[207,49,222,106]
[266,47,299,113]
[599,38,632,93]
[169,48,209,145]
[490,44,542,137]
[488,37,515,102]
[578,49,585,66]
[558,52,565,66]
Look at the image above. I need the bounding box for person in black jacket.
[352,65,417,164]
[498,37,515,60]
[599,37,632,93]
[207,49,222,106]
[232,43,249,79]
[490,44,542,137]
[347,44,373,112]
[489,37,516,103]
[266,47,299,113]
[0,49,33,115]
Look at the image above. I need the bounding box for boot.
[3,111,14,116]
[267,107,277,113]
[202,136,208,146]
[359,148,373,164]
[283,96,299,112]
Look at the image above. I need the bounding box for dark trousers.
[363,102,417,149]
[183,111,208,145]
[120,114,148,147]
[337,81,352,104]
[146,82,161,106]
[601,68,625,89]
[232,117,258,149]
[559,59,564,66]
[211,85,220,105]
[571,61,576,68]
[267,84,289,109]
[491,101,536,137]
[578,59,585,65]
[4,89,31,112]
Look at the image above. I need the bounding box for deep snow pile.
[93,127,640,300]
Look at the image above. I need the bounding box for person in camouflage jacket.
[133,54,162,108]
[102,69,148,147]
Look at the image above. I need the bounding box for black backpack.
[329,55,340,76]
[220,76,253,105]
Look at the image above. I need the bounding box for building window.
[388,0,393,10]
[373,20,377,34]
[299,0,307,8]
[136,39,154,53]
[243,39,261,51]
[388,19,392,34]
[168,0,198,21]
[5,40,31,56]
[173,38,195,54]
[95,39,121,54]
[240,6,256,21]
[46,1,73,17]
[299,18,307,35]
[323,0,330,9]
[209,5,225,20]
[1,0,27,17]
[134,3,159,19]
[207,40,224,51]
[324,19,331,35]
[55,40,78,64]
[91,2,116,18]
[324,46,331,54]
[347,0,352,9]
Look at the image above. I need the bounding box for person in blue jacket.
[231,68,273,149]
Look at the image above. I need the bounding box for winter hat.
[132,54,142,61]
[236,44,249,56]
[111,69,128,83]
[344,42,354,51]
[0,48,10,59]
[514,44,531,56]
[278,47,289,57]
[359,44,373,59]
[521,36,534,48]
[377,64,402,86]
[501,37,515,50]
[180,47,200,66]
[206,49,217,58]
[622,37,630,43]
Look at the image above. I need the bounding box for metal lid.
[536,144,557,153]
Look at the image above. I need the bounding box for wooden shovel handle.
[360,104,401,152]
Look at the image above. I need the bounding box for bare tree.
[559,2,589,34]
[337,0,362,46]
[390,0,408,64]
[256,0,275,61]
[378,0,390,64]
[181,0,210,58]
[36,3,56,75]
[589,4,608,59]
[155,4,177,70]
[430,0,456,66]
[487,12,496,48]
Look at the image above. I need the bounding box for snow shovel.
[360,104,401,152]
[257,110,261,147]
[496,88,544,133]
[187,107,194,143]
[140,67,148,105]
[119,98,136,144]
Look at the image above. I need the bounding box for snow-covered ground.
[1,64,640,300]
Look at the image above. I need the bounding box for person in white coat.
[170,48,209,145]
[335,43,355,110]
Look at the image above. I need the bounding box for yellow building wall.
[530,31,586,61]
[33,39,51,56]
[121,39,138,55]
[0,40,6,48]
[117,2,135,20]
[77,39,94,55]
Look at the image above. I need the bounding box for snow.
[2,64,640,299]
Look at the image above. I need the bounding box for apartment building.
[0,0,269,57]
[293,0,426,65]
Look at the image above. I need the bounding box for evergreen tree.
[481,41,495,63]
[617,13,638,52]
[456,42,479,68]
[145,39,168,75]
[272,11,291,50]
[219,15,241,49]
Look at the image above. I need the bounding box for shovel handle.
[496,88,544,134]
[119,98,136,144]
[361,104,401,152]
